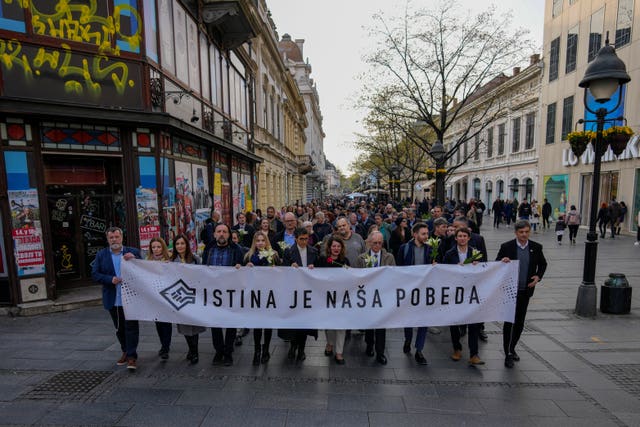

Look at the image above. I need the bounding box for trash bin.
[600,273,632,314]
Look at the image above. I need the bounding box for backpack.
[567,211,581,225]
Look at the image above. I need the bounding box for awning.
[446,175,467,187]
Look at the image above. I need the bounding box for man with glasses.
[355,231,394,365]
[272,212,298,257]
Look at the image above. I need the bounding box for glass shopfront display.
[44,156,125,289]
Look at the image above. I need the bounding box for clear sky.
[267,0,545,174]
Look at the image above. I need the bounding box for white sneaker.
[635,241,640,246]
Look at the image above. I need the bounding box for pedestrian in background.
[566,205,581,245]
[597,202,609,238]
[555,214,566,245]
[541,198,552,230]
[530,200,540,233]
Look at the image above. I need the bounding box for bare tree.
[358,1,534,174]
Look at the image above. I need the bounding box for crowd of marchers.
[92,196,546,372]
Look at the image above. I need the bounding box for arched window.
[524,178,534,201]
[473,178,481,200]
[497,180,504,199]
[510,178,520,201]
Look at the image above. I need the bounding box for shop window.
[41,124,121,151]
[144,0,159,62]
[44,159,107,185]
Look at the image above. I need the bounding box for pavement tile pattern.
[1,225,640,426]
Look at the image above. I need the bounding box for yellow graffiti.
[60,244,73,270]
[0,38,135,96]
[4,0,141,54]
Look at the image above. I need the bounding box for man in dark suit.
[231,211,255,247]
[355,231,395,365]
[91,227,141,370]
[497,219,548,368]
[271,212,298,258]
[282,227,318,361]
[203,223,245,366]
[443,227,484,365]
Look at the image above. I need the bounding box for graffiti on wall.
[0,0,142,107]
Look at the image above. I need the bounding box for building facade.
[540,0,640,227]
[252,2,308,211]
[279,34,326,202]
[0,0,265,305]
[444,56,543,210]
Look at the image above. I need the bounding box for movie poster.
[175,161,196,252]
[8,189,45,276]
[136,188,160,252]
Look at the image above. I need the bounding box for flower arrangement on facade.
[436,168,447,175]
[426,168,435,179]
[426,237,441,262]
[566,130,594,157]
[258,248,277,266]
[603,126,634,156]
[463,248,483,265]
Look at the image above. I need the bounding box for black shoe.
[479,331,488,342]
[415,352,428,365]
[504,355,514,368]
[334,356,345,365]
[296,351,306,362]
[261,350,270,364]
[403,340,411,354]
[223,354,233,366]
[158,348,169,360]
[511,351,520,361]
[186,351,194,361]
[212,352,224,365]
[288,344,297,359]
[376,354,388,365]
[252,350,261,366]
[190,353,199,364]
[324,346,333,357]
[365,345,375,357]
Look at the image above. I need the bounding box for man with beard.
[92,227,141,371]
[266,205,284,234]
[322,216,366,266]
[397,223,433,365]
[203,223,244,366]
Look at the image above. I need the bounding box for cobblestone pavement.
[1,224,639,426]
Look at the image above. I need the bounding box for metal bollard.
[600,273,632,314]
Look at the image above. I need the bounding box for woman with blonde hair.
[244,231,281,365]
[146,237,173,360]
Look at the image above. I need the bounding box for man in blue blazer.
[497,220,548,368]
[91,227,141,370]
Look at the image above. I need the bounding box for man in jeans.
[396,223,433,365]
[92,227,141,371]
[202,223,244,366]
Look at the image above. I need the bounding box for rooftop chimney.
[295,38,305,57]
[513,67,521,76]
[530,53,540,65]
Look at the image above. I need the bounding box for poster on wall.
[175,161,196,252]
[8,189,45,276]
[543,175,569,219]
[213,167,222,215]
[162,187,176,248]
[135,188,160,252]
[0,213,7,277]
[633,169,640,233]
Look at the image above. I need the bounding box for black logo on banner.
[160,279,196,310]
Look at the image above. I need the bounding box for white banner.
[121,260,518,329]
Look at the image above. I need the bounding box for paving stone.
[0,401,54,424]
[477,398,566,417]
[176,389,255,407]
[98,387,183,405]
[403,395,486,414]
[200,407,287,427]
[116,403,209,427]
[252,391,327,410]
[327,394,405,412]
[285,409,369,427]
[37,401,132,425]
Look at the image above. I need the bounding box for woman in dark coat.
[389,217,410,255]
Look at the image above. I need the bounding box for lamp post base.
[575,283,597,317]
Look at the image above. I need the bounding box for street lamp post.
[575,37,631,317]
[430,140,446,206]
[390,165,401,201]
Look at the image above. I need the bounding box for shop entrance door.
[44,156,125,289]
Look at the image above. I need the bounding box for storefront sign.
[79,215,107,234]
[562,135,640,167]
[121,260,519,329]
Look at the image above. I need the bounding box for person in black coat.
[443,227,484,365]
[202,223,245,366]
[496,220,548,368]
[231,212,255,248]
[281,227,319,361]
